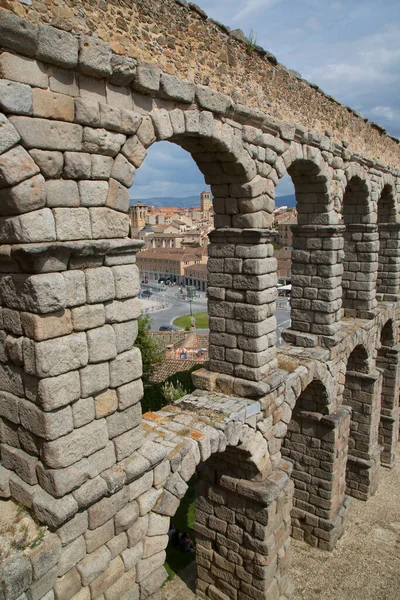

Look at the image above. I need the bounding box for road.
[140,280,291,341]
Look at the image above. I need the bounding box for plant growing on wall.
[246,29,258,54]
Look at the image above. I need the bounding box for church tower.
[200,190,212,213]
[130,201,148,237]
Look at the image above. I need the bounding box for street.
[139,280,291,342]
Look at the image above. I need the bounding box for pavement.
[139,280,291,338]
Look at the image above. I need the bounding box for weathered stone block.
[79,36,112,77]
[0,173,45,216]
[0,53,47,88]
[77,545,111,586]
[1,444,38,485]
[34,488,78,527]
[83,128,126,157]
[72,396,95,428]
[73,476,108,510]
[37,25,79,69]
[79,180,109,206]
[19,398,73,440]
[0,145,40,187]
[111,154,136,187]
[29,150,64,179]
[109,347,142,388]
[53,208,92,241]
[0,80,32,116]
[160,73,195,103]
[121,137,147,168]
[50,67,79,97]
[64,153,92,180]
[86,267,115,303]
[89,207,130,238]
[0,272,65,313]
[87,325,117,363]
[57,535,86,576]
[53,567,81,600]
[95,389,118,418]
[9,117,83,151]
[57,511,88,546]
[0,9,38,56]
[26,331,88,378]
[113,320,138,354]
[80,362,110,398]
[32,89,74,122]
[75,98,100,127]
[109,54,137,86]
[106,178,130,213]
[0,208,56,244]
[136,551,166,583]
[0,113,21,155]
[42,419,109,469]
[132,63,161,93]
[91,154,114,180]
[113,426,144,461]
[88,486,129,530]
[46,180,80,208]
[72,304,105,331]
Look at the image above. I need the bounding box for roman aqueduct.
[0,1,399,599]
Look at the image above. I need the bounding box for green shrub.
[141,364,202,413]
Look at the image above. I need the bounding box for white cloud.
[369,106,395,120]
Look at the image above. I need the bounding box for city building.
[136,247,207,283]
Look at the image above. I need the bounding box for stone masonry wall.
[0,8,400,600]
[3,0,400,169]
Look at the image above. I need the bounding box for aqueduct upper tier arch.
[0,3,400,600]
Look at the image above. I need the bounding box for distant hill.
[275,194,296,207]
[130,195,201,208]
[130,193,296,209]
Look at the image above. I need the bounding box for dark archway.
[376,319,400,467]
[341,176,377,318]
[344,344,381,499]
[282,379,349,550]
[377,184,399,300]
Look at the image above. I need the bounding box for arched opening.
[280,158,343,346]
[376,319,400,467]
[274,174,295,345]
[341,176,377,318]
[141,404,292,600]
[282,380,349,550]
[344,344,381,499]
[128,115,280,395]
[376,184,399,300]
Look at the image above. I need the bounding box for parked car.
[142,290,153,297]
[159,325,173,331]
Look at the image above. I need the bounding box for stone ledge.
[209,228,278,245]
[0,238,143,273]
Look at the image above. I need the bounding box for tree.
[134,314,163,384]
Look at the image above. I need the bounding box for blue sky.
[132,0,400,200]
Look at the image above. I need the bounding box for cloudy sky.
[131,0,400,201]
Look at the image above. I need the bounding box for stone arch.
[376,182,400,300]
[143,108,272,230]
[341,168,377,317]
[376,318,400,467]
[139,393,292,600]
[278,150,344,346]
[344,343,381,499]
[122,108,279,396]
[282,377,350,550]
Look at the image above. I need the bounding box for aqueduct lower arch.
[0,3,400,600]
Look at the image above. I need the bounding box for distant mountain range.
[130,193,296,209]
